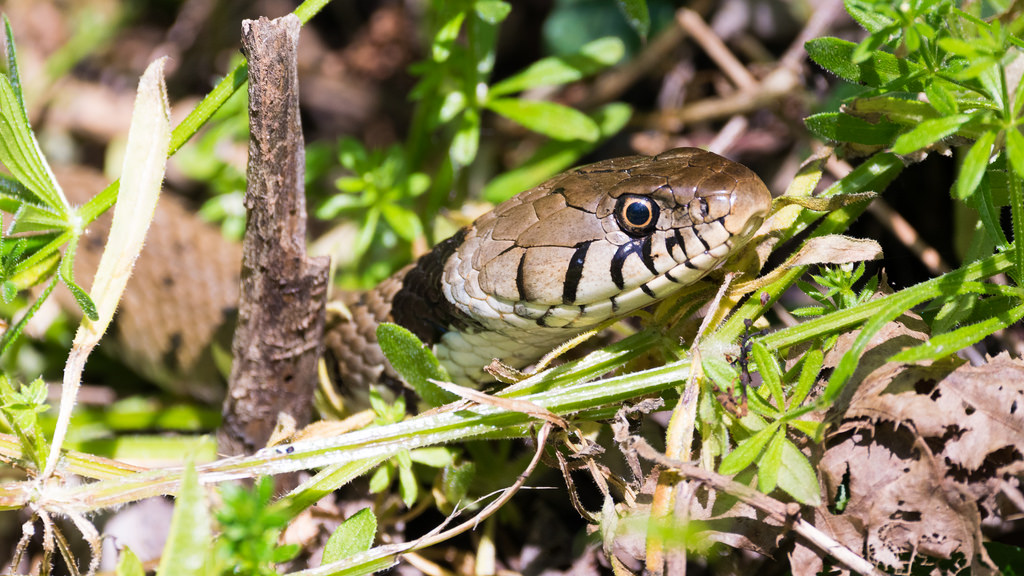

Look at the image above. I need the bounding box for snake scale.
[63,147,771,400]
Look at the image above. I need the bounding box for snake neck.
[389,228,480,346]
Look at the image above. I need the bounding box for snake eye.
[614,194,660,237]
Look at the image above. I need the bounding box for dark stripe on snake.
[640,235,659,275]
[562,241,591,305]
[516,251,528,302]
[640,283,655,298]
[695,228,711,253]
[610,239,643,290]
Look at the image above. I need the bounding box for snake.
[62,147,770,399]
[325,147,772,391]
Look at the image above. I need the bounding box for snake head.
[447,147,771,332]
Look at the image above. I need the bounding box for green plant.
[213,477,301,576]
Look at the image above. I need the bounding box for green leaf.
[846,96,942,128]
[438,90,467,122]
[115,546,145,576]
[924,81,957,116]
[156,463,210,576]
[954,130,996,201]
[1,281,16,304]
[0,75,67,216]
[489,37,624,97]
[451,108,480,166]
[486,98,599,141]
[58,235,99,321]
[719,421,780,475]
[789,348,823,409]
[380,204,423,242]
[890,302,1024,363]
[0,276,56,358]
[323,508,377,564]
[398,458,418,507]
[273,544,301,564]
[433,11,466,62]
[844,0,894,34]
[891,113,972,154]
[1005,128,1024,182]
[482,103,631,203]
[8,235,61,290]
[409,446,454,467]
[474,1,511,24]
[616,0,650,39]
[368,463,392,494]
[804,112,900,146]
[971,171,1010,250]
[2,16,25,116]
[777,438,821,505]
[821,151,904,198]
[376,323,457,407]
[702,354,739,389]
[751,341,783,408]
[805,37,926,91]
[317,193,366,219]
[442,460,476,506]
[757,426,786,494]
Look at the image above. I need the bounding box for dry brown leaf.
[784,235,883,269]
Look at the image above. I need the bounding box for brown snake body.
[65,148,771,399]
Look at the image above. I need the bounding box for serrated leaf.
[891,113,972,154]
[804,112,900,146]
[805,37,926,91]
[719,421,780,475]
[323,508,377,564]
[757,426,786,494]
[954,130,996,201]
[890,302,1024,363]
[486,98,599,141]
[616,0,650,39]
[777,438,821,505]
[490,37,624,97]
[156,463,210,576]
[376,323,457,407]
